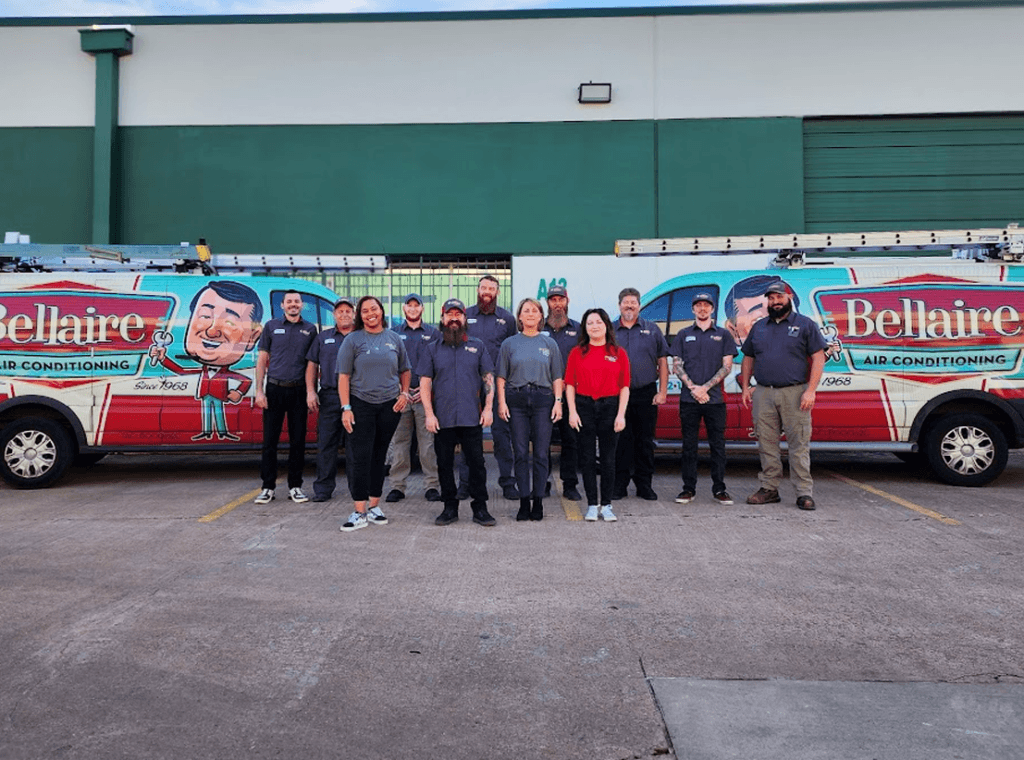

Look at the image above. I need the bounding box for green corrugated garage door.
[804,115,1024,232]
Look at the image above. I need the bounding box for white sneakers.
[289,487,309,503]
[585,504,617,522]
[367,506,388,525]
[254,488,275,505]
[340,511,368,532]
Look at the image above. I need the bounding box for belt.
[511,383,551,391]
[268,378,304,388]
[759,382,803,389]
[320,386,337,392]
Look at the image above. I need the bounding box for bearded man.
[739,281,827,511]
[418,299,497,527]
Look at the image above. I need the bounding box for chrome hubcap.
[4,429,57,478]
[939,425,994,476]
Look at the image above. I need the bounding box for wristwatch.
[342,404,352,411]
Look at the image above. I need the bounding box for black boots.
[435,505,459,525]
[531,496,543,521]
[517,497,531,521]
[471,504,496,527]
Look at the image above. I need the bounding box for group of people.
[253,274,827,533]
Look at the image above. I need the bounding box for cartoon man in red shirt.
[149,281,263,441]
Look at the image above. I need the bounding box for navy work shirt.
[543,318,581,374]
[394,320,440,389]
[612,317,670,389]
[465,304,517,364]
[259,317,318,383]
[741,311,828,388]
[306,328,350,390]
[670,322,738,405]
[417,336,495,429]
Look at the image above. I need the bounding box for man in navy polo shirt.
[740,281,827,510]
[464,275,519,500]
[613,286,670,501]
[543,284,582,501]
[419,298,497,527]
[386,293,442,503]
[305,296,355,502]
[670,293,738,506]
[254,289,318,505]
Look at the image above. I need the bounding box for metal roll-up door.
[804,115,1024,232]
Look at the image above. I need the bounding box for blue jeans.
[576,395,620,506]
[506,385,554,499]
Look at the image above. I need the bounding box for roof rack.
[0,242,387,275]
[614,225,1024,267]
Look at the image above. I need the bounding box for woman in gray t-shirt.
[497,298,564,522]
[337,295,411,532]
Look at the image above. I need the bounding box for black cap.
[691,292,714,306]
[765,282,789,295]
[442,298,466,313]
[334,297,354,308]
[546,285,568,298]
[405,293,423,305]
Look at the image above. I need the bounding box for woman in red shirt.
[565,308,631,522]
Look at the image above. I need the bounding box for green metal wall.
[804,115,1024,231]
[0,128,93,242]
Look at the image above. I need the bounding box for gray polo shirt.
[306,327,349,390]
[497,333,563,389]
[670,322,738,405]
[417,336,495,429]
[741,311,828,388]
[465,304,517,364]
[613,317,669,389]
[394,320,440,389]
[543,318,581,373]
[259,317,318,383]
[336,328,410,404]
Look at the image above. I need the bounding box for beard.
[476,294,496,314]
[547,309,568,328]
[442,323,468,346]
[768,301,793,320]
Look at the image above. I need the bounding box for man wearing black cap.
[740,281,827,510]
[670,293,738,506]
[543,284,582,501]
[386,293,442,503]
[419,298,497,527]
[306,296,356,502]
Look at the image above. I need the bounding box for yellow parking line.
[199,489,262,523]
[560,488,583,521]
[828,471,960,525]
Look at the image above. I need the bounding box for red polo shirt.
[565,344,630,399]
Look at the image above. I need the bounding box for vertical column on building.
[79,26,134,244]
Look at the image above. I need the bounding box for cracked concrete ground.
[2,450,1023,759]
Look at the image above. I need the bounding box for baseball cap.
[691,292,715,306]
[404,293,423,304]
[334,297,354,308]
[764,282,789,295]
[547,285,568,298]
[442,298,466,313]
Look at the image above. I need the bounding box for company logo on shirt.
[465,346,478,353]
[539,347,550,356]
[788,326,801,337]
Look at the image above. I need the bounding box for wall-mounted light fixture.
[578,82,612,104]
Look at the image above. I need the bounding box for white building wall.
[1,5,1022,129]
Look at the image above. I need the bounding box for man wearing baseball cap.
[418,298,497,526]
[306,296,357,502]
[543,284,582,501]
[385,293,442,503]
[669,292,738,506]
[740,280,827,510]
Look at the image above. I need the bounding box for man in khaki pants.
[739,282,827,510]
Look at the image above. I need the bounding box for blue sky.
[0,0,898,18]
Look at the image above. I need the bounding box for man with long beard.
[739,282,827,511]
[419,299,497,527]
[464,275,518,499]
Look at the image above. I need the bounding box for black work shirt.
[306,328,350,389]
[394,321,440,389]
[670,322,738,405]
[741,311,828,388]
[417,336,495,429]
[543,318,581,374]
[465,304,517,364]
[612,317,669,389]
[259,317,317,383]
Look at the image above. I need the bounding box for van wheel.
[0,418,73,489]
[923,413,1008,487]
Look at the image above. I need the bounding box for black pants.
[346,395,401,501]
[261,382,308,490]
[615,382,658,491]
[506,386,554,499]
[551,399,579,487]
[576,395,620,506]
[435,426,488,508]
[679,402,728,495]
[313,388,351,499]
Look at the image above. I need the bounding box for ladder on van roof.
[614,224,1024,266]
[0,242,387,275]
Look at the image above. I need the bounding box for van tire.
[923,413,1008,487]
[0,418,73,489]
